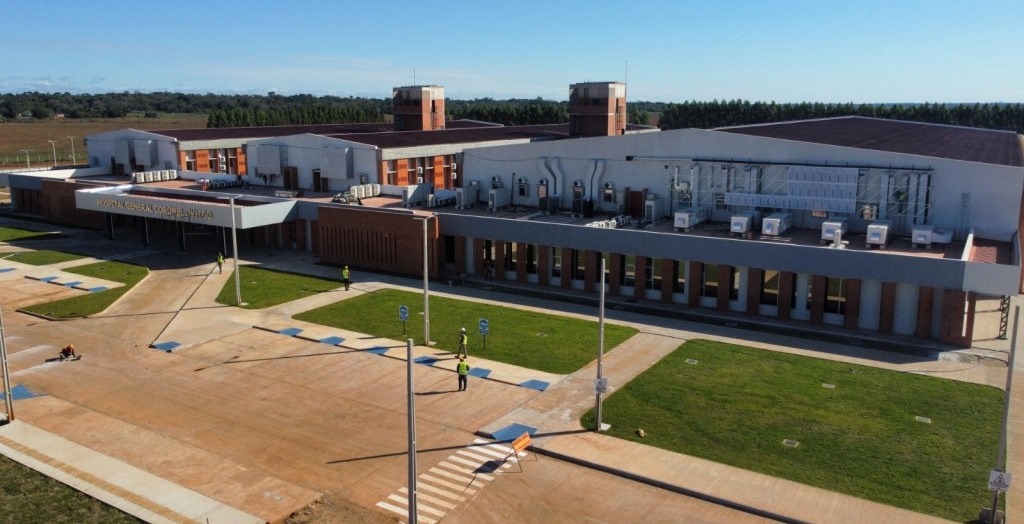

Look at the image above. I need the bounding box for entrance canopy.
[75,185,297,229]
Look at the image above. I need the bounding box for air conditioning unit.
[416,177,424,184]
[417,167,423,174]
[518,177,527,184]
[451,162,457,170]
[452,172,458,179]
[603,182,613,189]
[573,180,582,187]
[762,213,792,236]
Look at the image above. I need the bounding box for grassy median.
[581,339,1002,522]
[214,266,340,308]
[0,226,66,243]
[0,250,85,265]
[20,261,148,318]
[0,454,141,523]
[296,288,637,374]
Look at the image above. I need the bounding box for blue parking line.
[0,384,43,401]
[151,341,181,352]
[89,286,108,292]
[519,379,550,391]
[63,281,82,287]
[39,276,57,282]
[468,367,491,378]
[414,356,439,366]
[279,327,303,336]
[0,268,14,273]
[491,423,537,442]
[365,346,389,355]
[320,336,345,345]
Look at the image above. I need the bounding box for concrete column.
[687,261,701,307]
[746,268,762,315]
[537,245,550,287]
[716,264,731,311]
[661,259,676,303]
[844,279,862,329]
[143,217,150,246]
[777,271,795,320]
[107,213,115,240]
[916,286,935,339]
[879,282,898,334]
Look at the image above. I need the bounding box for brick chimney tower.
[392,85,446,131]
[568,82,626,137]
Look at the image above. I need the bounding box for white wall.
[462,128,1024,240]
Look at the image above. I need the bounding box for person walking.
[457,327,468,358]
[456,356,470,391]
[216,252,224,274]
[342,265,350,291]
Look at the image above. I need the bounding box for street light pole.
[422,216,430,346]
[406,338,418,524]
[229,196,242,306]
[595,257,606,431]
[1,307,14,423]
[18,149,31,169]
[47,140,57,167]
[67,136,76,165]
[217,194,243,306]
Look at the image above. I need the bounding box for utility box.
[730,211,762,236]
[912,224,934,248]
[866,221,893,249]
[488,187,511,212]
[821,219,848,245]
[674,207,707,231]
[761,212,792,236]
[456,185,479,209]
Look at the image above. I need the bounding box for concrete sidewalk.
[0,420,264,524]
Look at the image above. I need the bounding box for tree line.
[1,91,1021,134]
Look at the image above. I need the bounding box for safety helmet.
[69,344,74,349]
[460,327,466,333]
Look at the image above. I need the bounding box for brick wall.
[318,206,438,278]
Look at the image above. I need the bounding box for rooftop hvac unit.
[730,211,761,235]
[456,186,479,209]
[416,177,424,184]
[674,207,707,231]
[911,224,940,248]
[866,220,893,249]
[761,212,792,236]
[821,219,848,244]
[488,187,511,212]
[643,198,664,223]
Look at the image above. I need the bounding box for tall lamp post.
[67,136,76,165]
[1,307,13,423]
[217,195,243,306]
[18,149,31,169]
[47,140,57,167]
[415,213,436,346]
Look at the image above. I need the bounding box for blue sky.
[2,0,1022,103]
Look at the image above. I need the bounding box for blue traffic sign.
[479,318,489,335]
[398,305,409,321]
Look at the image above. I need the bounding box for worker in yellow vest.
[457,356,470,391]
[457,327,468,358]
[342,266,350,291]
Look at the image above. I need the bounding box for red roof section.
[718,116,1023,167]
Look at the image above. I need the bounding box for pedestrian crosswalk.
[104,249,160,262]
[376,438,528,523]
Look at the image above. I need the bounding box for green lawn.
[295,288,637,374]
[0,226,65,242]
[581,339,1002,522]
[0,250,85,265]
[0,454,141,523]
[214,266,341,309]
[20,261,148,318]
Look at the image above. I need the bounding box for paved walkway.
[0,218,1015,524]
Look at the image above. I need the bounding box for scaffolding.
[667,160,933,235]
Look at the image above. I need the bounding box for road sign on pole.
[399,305,409,321]
[990,470,1012,492]
[478,318,489,335]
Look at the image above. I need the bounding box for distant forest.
[2,91,1022,133]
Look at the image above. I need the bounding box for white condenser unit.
[730,211,761,235]
[866,221,893,249]
[643,198,664,223]
[674,207,707,231]
[761,212,792,236]
[456,186,479,209]
[488,187,511,211]
[911,224,933,248]
[821,219,848,244]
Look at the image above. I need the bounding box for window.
[761,270,780,306]
[552,252,561,278]
[573,250,585,280]
[504,242,515,271]
[624,255,636,287]
[729,266,740,300]
[826,277,847,315]
[673,261,686,293]
[526,245,537,274]
[701,264,718,298]
[646,258,659,290]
